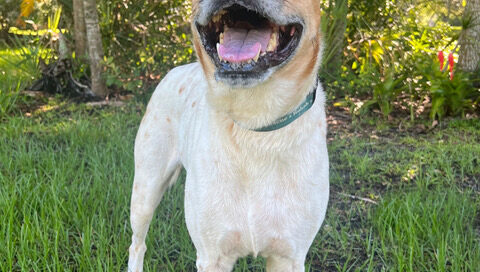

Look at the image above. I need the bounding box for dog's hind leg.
[127,106,181,272]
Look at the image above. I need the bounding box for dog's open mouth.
[196,4,303,77]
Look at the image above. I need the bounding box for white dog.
[128,0,329,271]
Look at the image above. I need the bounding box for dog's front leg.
[266,256,305,272]
[196,254,238,272]
[128,109,181,272]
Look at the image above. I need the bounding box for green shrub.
[428,67,477,120]
[324,0,477,121]
[359,71,406,119]
[99,0,195,89]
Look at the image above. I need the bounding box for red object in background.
[448,53,454,80]
[438,51,445,70]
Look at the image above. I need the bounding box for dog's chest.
[182,125,325,257]
[176,85,328,257]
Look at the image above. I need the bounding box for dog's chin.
[195,3,304,89]
[214,67,274,88]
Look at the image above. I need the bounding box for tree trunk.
[73,0,87,58]
[83,0,107,97]
[458,0,480,74]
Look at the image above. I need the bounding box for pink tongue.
[218,27,272,63]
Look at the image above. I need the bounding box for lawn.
[0,97,479,271]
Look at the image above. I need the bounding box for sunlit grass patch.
[373,190,480,272]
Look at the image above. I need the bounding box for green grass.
[373,190,479,272]
[0,100,479,271]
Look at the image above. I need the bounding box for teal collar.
[253,81,318,132]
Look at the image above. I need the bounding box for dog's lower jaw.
[214,68,274,88]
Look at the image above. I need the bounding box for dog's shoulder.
[161,62,204,87]
[145,62,206,120]
[151,62,205,98]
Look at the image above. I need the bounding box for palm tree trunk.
[83,0,107,97]
[73,0,87,58]
[458,0,480,74]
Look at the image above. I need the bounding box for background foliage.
[1,0,479,118]
[321,0,479,120]
[98,0,194,90]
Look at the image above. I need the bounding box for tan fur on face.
[191,0,323,130]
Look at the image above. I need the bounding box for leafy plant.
[360,72,405,118]
[320,0,348,79]
[98,0,195,88]
[429,71,476,120]
[0,42,44,81]
[103,56,143,92]
[417,56,478,120]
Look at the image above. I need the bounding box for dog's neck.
[207,74,318,131]
[253,83,317,132]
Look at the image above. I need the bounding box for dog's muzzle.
[195,1,304,85]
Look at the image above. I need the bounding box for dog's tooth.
[219,32,224,44]
[267,32,278,52]
[253,47,261,62]
[216,43,223,61]
[290,26,296,36]
[261,52,266,56]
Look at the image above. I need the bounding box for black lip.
[195,3,304,80]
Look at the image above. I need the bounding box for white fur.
[127,63,329,271]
